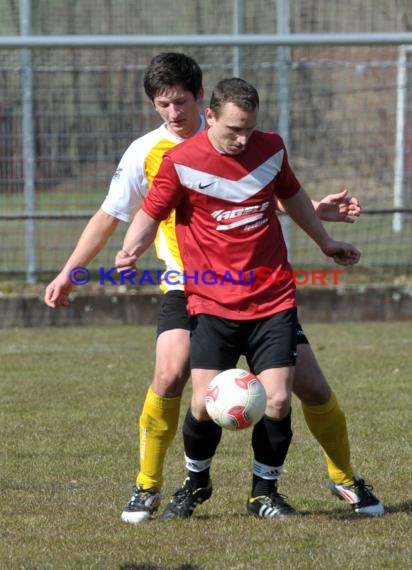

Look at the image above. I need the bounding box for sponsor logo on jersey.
[212,201,270,231]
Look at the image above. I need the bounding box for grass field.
[1,322,411,569]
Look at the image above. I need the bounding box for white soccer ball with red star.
[205,368,267,430]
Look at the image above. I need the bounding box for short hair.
[209,78,259,116]
[144,52,203,102]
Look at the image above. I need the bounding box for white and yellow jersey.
[101,119,204,293]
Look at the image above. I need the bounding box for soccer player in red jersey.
[45,53,383,521]
[116,77,381,519]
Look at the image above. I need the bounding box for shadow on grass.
[302,499,412,519]
[385,500,412,514]
[161,499,412,523]
[120,565,202,570]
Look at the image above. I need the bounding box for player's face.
[205,102,257,155]
[153,85,203,139]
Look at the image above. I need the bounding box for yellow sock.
[301,392,355,485]
[136,386,181,491]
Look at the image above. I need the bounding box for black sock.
[252,476,277,497]
[182,408,222,488]
[251,410,292,497]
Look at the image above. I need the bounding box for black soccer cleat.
[247,491,298,518]
[160,477,213,520]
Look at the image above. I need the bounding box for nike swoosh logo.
[198,181,216,189]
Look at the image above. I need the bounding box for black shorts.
[156,290,310,345]
[190,308,298,374]
[156,290,191,337]
[296,321,309,345]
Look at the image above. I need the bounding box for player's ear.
[196,87,204,104]
[205,107,215,127]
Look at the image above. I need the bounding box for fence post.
[20,0,37,283]
[393,45,408,233]
[232,0,243,76]
[276,0,292,257]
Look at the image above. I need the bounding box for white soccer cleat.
[329,475,385,516]
[121,486,162,524]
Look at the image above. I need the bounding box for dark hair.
[209,77,259,116]
[144,52,203,101]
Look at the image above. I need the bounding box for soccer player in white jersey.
[44,53,384,521]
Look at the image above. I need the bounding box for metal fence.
[1,0,412,283]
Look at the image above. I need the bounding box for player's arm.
[45,141,147,308]
[115,209,160,272]
[276,189,361,223]
[44,209,119,307]
[278,187,361,266]
[116,155,183,271]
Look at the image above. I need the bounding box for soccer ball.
[205,368,267,430]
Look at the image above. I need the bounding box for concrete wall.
[1,286,412,328]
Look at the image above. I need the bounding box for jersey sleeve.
[142,155,184,221]
[273,141,301,200]
[100,140,148,222]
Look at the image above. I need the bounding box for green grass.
[290,216,412,277]
[0,183,163,278]
[1,322,411,569]
[0,188,107,213]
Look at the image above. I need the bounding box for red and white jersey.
[142,129,301,319]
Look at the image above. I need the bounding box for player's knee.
[152,364,189,397]
[191,395,209,420]
[293,372,331,405]
[294,345,331,405]
[265,392,291,419]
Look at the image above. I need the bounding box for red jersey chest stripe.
[174,149,284,203]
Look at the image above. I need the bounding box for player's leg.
[294,324,384,516]
[136,327,190,489]
[294,340,354,484]
[121,291,190,524]
[161,314,239,520]
[246,308,298,518]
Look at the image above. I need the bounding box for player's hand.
[321,239,361,266]
[44,275,73,307]
[317,189,361,223]
[115,249,137,273]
